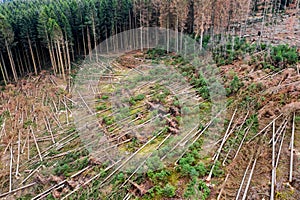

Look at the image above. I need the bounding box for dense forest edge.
[0,0,299,84]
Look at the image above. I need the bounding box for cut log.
[207,108,237,182]
[289,112,295,183]
[236,155,253,200]
[30,126,42,161]
[9,144,13,192]
[271,121,276,200]
[241,157,258,200]
[0,182,36,198]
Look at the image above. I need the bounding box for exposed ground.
[0,44,299,200]
[216,57,300,200]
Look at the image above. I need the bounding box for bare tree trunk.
[133,14,137,48]
[180,28,184,51]
[115,23,119,52]
[140,9,143,52]
[49,44,56,75]
[129,9,132,49]
[92,17,98,62]
[239,0,252,38]
[124,24,128,49]
[167,14,170,53]
[105,26,109,53]
[259,0,268,46]
[17,50,25,75]
[176,16,179,52]
[22,50,30,73]
[87,26,92,61]
[27,34,38,75]
[200,14,204,51]
[62,40,68,72]
[226,0,233,34]
[5,40,18,82]
[35,44,42,71]
[24,46,31,73]
[146,3,150,49]
[121,25,124,49]
[66,40,71,74]
[56,40,66,81]
[210,0,217,43]
[66,40,71,93]
[15,50,23,76]
[44,25,56,74]
[232,28,235,52]
[53,40,61,75]
[82,27,87,57]
[76,36,80,55]
[41,47,46,67]
[112,26,116,52]
[0,52,9,81]
[63,34,71,92]
[70,43,75,62]
[0,58,7,85]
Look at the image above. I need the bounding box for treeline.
[0,0,297,84]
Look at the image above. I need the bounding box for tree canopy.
[0,0,297,83]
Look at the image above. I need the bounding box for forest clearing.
[0,0,300,199]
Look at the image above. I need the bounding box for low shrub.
[157,183,176,197]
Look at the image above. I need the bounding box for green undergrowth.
[0,110,10,126]
[139,138,220,200]
[53,150,89,177]
[15,39,300,199]
[213,37,299,69]
[146,49,213,101]
[213,37,256,66]
[70,50,227,199]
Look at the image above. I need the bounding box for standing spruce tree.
[17,8,39,75]
[0,0,296,84]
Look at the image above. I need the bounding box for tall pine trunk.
[27,34,38,75]
[92,17,98,62]
[140,8,143,52]
[45,27,57,75]
[0,52,9,82]
[0,58,7,85]
[22,49,29,73]
[176,16,179,52]
[5,40,18,82]
[51,40,59,75]
[87,26,92,60]
[200,20,204,51]
[53,40,61,75]
[129,9,132,49]
[17,50,25,75]
[35,44,42,71]
[70,43,75,62]
[82,27,87,57]
[62,40,68,72]
[48,43,56,75]
[115,23,119,52]
[24,46,31,74]
[105,26,109,53]
[65,40,71,74]
[56,40,65,81]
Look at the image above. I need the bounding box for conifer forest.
[0,0,299,199]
